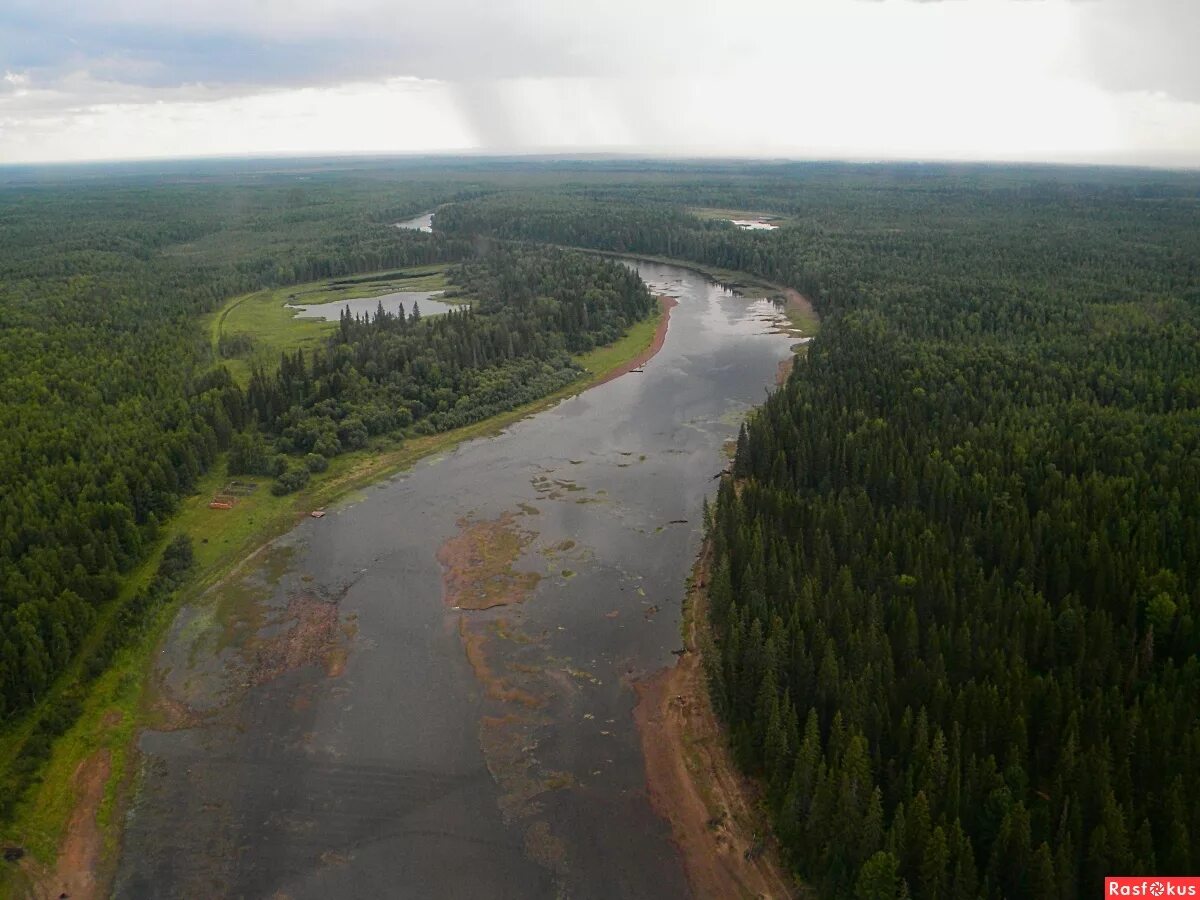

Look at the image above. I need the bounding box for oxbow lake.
[287,291,455,322]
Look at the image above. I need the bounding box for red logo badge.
[1107,878,1200,897]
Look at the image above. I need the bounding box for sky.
[1,0,1198,166]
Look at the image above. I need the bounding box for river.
[114,260,797,899]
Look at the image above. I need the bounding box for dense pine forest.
[3,159,1200,897]
[436,174,1200,896]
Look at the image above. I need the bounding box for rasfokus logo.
[1107,878,1200,896]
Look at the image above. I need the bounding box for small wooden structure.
[209,481,258,510]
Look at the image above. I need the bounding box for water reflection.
[393,211,434,232]
[287,290,454,321]
[729,218,778,230]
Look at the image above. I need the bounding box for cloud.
[1076,0,1200,103]
[0,0,676,92]
[0,75,475,162]
[0,0,1197,165]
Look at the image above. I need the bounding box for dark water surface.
[288,290,454,322]
[115,261,795,899]
[393,211,434,232]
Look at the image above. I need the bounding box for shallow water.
[393,211,434,232]
[729,218,778,230]
[288,290,453,322]
[114,261,796,899]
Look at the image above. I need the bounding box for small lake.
[288,290,454,322]
[393,211,434,232]
[729,218,778,230]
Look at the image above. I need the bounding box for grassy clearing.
[210,264,451,384]
[0,297,664,891]
[784,301,820,338]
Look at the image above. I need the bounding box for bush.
[271,464,311,495]
[313,431,341,458]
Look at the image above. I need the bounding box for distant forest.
[3,160,1200,896]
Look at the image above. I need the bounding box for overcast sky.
[1,0,1198,166]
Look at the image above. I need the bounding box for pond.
[287,290,455,322]
[729,218,779,230]
[393,211,434,232]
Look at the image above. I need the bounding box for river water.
[114,260,796,899]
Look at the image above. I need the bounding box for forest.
[3,159,1200,897]
[436,175,1200,896]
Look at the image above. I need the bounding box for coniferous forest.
[3,159,1200,896]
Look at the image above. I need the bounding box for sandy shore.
[634,547,797,900]
[592,295,678,387]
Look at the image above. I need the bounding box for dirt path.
[592,295,678,387]
[775,357,794,386]
[26,749,111,900]
[634,550,796,900]
[782,288,814,322]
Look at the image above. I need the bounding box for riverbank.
[1,294,669,900]
[631,271,818,899]
[593,295,678,388]
[634,544,797,900]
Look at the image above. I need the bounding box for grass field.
[0,293,664,893]
[210,264,451,383]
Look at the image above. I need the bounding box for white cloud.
[0,77,475,162]
[1,0,1198,165]
[1076,0,1200,103]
